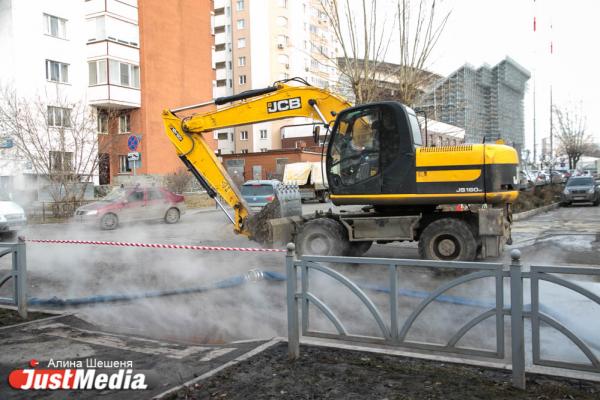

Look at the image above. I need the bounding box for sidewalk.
[0,314,272,399]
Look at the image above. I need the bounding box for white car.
[0,194,27,241]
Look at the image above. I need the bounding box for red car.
[75,186,186,230]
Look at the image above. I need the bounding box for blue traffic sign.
[127,135,139,151]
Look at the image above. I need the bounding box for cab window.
[329,107,381,186]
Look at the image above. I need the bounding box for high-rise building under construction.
[418,57,530,153]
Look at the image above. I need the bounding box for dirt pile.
[167,343,600,400]
[513,185,562,213]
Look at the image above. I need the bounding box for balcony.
[85,0,138,22]
[87,41,139,63]
[88,85,140,109]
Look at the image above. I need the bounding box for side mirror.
[313,125,320,144]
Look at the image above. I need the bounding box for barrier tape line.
[26,239,286,253]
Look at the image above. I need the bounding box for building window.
[240,130,248,140]
[88,60,107,85]
[277,54,289,65]
[216,79,227,87]
[238,56,246,67]
[260,148,268,152]
[277,35,288,46]
[119,114,131,133]
[119,155,131,173]
[237,38,246,48]
[44,14,67,39]
[236,0,244,11]
[47,106,71,128]
[49,151,73,172]
[260,129,268,139]
[239,75,247,85]
[215,43,226,51]
[46,60,69,83]
[109,60,140,88]
[241,149,249,154]
[237,19,245,29]
[276,16,288,27]
[97,112,108,133]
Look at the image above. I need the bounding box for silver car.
[561,177,600,206]
[240,180,280,211]
[0,193,27,241]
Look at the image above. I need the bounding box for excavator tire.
[418,218,477,261]
[296,218,349,256]
[347,241,372,257]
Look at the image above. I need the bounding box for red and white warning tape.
[26,238,286,253]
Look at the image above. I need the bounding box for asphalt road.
[1,202,599,344]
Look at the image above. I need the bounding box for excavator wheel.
[296,218,349,256]
[418,218,477,262]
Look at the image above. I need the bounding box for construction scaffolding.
[418,57,530,153]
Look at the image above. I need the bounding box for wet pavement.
[0,314,275,399]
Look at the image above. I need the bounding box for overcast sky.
[383,0,600,160]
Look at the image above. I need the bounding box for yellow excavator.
[162,78,519,261]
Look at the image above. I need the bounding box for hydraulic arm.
[161,81,351,237]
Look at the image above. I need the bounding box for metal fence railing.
[26,200,93,222]
[285,244,600,389]
[0,239,27,318]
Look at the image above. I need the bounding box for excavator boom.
[161,81,350,237]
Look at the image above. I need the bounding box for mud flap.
[478,208,506,258]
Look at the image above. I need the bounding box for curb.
[513,202,559,222]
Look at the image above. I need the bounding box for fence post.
[15,237,27,319]
[286,242,299,359]
[510,249,525,389]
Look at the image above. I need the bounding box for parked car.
[0,193,27,241]
[549,170,566,184]
[518,170,535,191]
[560,177,600,207]
[75,186,186,230]
[240,180,280,211]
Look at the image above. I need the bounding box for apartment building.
[212,0,338,156]
[91,0,215,183]
[0,0,215,192]
[0,0,89,194]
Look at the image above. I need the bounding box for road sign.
[128,152,140,161]
[127,135,139,151]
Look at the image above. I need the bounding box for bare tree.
[553,104,593,169]
[318,0,449,106]
[395,0,449,106]
[164,167,193,194]
[319,0,396,104]
[0,86,112,206]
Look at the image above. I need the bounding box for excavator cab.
[327,102,421,202]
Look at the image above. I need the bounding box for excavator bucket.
[246,184,302,244]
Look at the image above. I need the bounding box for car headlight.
[86,210,99,216]
[563,189,569,195]
[588,188,595,194]
[0,215,6,223]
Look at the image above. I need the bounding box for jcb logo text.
[267,97,301,113]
